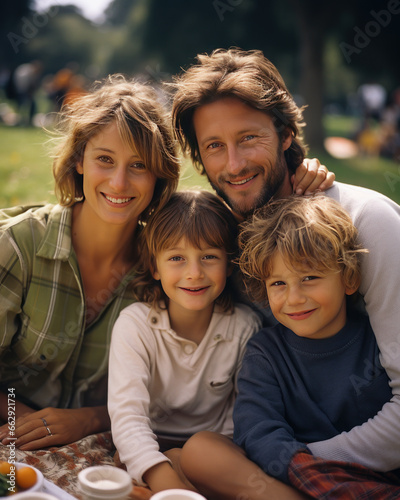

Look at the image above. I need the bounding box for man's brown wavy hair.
[171,47,307,175]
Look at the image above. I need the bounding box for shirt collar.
[146,303,171,331]
[145,302,234,341]
[36,204,73,261]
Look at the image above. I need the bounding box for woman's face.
[76,122,157,227]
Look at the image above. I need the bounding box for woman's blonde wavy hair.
[52,74,180,222]
[238,194,368,305]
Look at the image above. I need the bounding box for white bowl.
[151,490,206,500]
[2,463,44,498]
[78,465,132,499]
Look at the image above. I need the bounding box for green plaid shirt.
[0,204,137,409]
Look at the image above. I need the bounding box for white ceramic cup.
[151,490,207,500]
[78,465,132,500]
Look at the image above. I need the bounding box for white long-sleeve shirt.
[307,181,400,471]
[108,301,261,484]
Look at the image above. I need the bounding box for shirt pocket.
[207,373,234,396]
[11,312,75,368]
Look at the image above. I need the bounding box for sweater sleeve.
[308,192,400,471]
[107,307,170,485]
[233,339,308,484]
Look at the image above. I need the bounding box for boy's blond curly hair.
[238,194,367,305]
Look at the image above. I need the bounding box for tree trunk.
[298,26,325,152]
[288,0,328,152]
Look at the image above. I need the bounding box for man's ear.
[281,128,293,152]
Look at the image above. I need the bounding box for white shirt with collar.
[108,301,261,485]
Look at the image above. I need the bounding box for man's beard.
[207,148,288,220]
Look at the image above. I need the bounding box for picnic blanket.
[288,450,400,500]
[0,431,116,499]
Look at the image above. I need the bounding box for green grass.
[1,115,400,208]
[317,114,400,204]
[323,114,360,138]
[0,125,56,207]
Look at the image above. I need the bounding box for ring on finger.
[41,417,52,436]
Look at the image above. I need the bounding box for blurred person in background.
[10,60,43,126]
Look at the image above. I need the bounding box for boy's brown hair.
[133,189,239,311]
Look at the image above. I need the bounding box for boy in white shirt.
[108,190,261,494]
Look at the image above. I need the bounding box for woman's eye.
[207,142,221,150]
[132,162,146,170]
[98,155,112,163]
[243,135,256,141]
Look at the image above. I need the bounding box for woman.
[0,75,180,450]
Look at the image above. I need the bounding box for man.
[172,48,400,499]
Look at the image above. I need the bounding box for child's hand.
[113,450,127,470]
[129,484,153,499]
[114,452,152,499]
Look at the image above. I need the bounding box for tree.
[287,0,339,151]
[0,0,33,68]
[289,0,400,151]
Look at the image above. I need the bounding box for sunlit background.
[1,0,400,206]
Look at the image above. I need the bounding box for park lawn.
[320,114,400,203]
[0,125,56,207]
[1,118,400,207]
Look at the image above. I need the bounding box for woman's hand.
[292,158,335,195]
[0,406,110,450]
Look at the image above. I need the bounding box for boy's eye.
[270,281,285,287]
[303,276,319,282]
[203,254,218,260]
[169,256,183,262]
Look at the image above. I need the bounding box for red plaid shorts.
[288,451,400,499]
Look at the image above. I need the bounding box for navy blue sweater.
[233,312,392,484]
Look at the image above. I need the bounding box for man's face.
[193,97,293,219]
